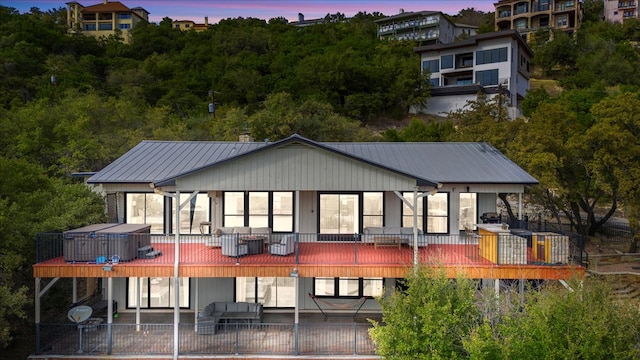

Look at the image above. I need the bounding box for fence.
[35,322,376,356]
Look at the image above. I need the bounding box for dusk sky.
[3,1,495,23]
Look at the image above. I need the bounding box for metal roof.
[87,135,538,186]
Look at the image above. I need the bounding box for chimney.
[239,133,254,142]
[104,0,108,4]
[298,13,304,22]
[205,16,208,26]
[400,8,404,13]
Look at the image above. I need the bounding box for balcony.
[35,230,585,280]
[618,1,636,9]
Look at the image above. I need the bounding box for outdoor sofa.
[197,301,263,334]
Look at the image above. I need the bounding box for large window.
[98,23,113,31]
[320,194,359,235]
[126,193,164,233]
[402,192,449,234]
[83,23,96,31]
[173,193,210,234]
[422,59,440,74]
[476,47,508,65]
[427,192,448,233]
[236,277,295,307]
[314,277,384,298]
[440,55,453,69]
[476,69,499,86]
[127,277,189,309]
[223,192,293,231]
[459,193,477,230]
[402,192,423,230]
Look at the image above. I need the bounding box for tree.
[369,267,479,359]
[586,92,640,251]
[466,277,640,359]
[508,94,616,236]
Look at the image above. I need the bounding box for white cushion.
[234,227,251,234]
[366,227,384,235]
[251,227,271,235]
[384,227,401,235]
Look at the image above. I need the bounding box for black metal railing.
[35,322,376,356]
[36,231,585,267]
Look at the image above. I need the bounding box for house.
[289,13,327,27]
[494,0,582,42]
[374,10,477,45]
[65,0,149,44]
[173,17,210,32]
[413,30,533,119]
[604,0,638,23]
[32,134,583,357]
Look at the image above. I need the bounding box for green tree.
[587,92,640,251]
[466,278,640,359]
[369,267,479,359]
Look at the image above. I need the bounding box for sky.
[3,0,495,23]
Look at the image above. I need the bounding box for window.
[98,23,113,31]
[427,193,448,233]
[173,193,210,234]
[236,277,295,307]
[83,23,96,31]
[515,18,527,30]
[249,192,269,227]
[319,194,359,235]
[314,277,384,298]
[117,13,132,19]
[459,193,477,230]
[272,192,294,232]
[223,192,294,231]
[441,55,453,69]
[402,192,423,230]
[557,15,567,27]
[476,69,499,86]
[456,77,473,85]
[224,192,245,227]
[127,277,189,308]
[456,53,474,68]
[476,47,508,65]
[126,193,164,233]
[403,192,449,234]
[430,78,440,87]
[362,193,383,228]
[118,24,131,30]
[422,59,440,74]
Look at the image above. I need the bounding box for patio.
[34,312,381,357]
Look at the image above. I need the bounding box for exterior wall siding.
[175,144,418,192]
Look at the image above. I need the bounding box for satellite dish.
[67,305,93,324]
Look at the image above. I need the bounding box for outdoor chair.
[269,234,295,256]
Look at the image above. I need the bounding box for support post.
[35,278,41,354]
[136,277,141,332]
[107,276,113,354]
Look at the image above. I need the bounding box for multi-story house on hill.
[494,0,582,42]
[66,0,149,43]
[374,10,477,45]
[604,0,639,23]
[173,17,210,32]
[32,134,584,358]
[414,30,533,119]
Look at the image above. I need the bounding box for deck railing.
[36,231,585,267]
[35,322,376,356]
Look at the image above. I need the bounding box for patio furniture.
[362,226,424,247]
[269,234,295,256]
[240,235,266,254]
[206,226,271,247]
[221,236,248,257]
[198,301,263,334]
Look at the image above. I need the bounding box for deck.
[34,233,585,280]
